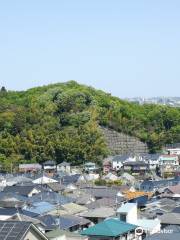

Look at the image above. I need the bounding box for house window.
[120,214,127,222]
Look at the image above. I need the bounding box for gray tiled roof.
[81,187,119,199]
[86,198,117,209]
[3,185,36,197]
[159,213,180,225]
[46,182,65,192]
[145,225,180,240]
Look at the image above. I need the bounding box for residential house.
[19,163,42,173]
[61,174,81,185]
[4,175,33,186]
[144,225,180,240]
[3,185,41,197]
[46,228,88,240]
[23,201,55,215]
[49,203,87,217]
[81,186,120,200]
[158,213,180,228]
[141,154,161,170]
[123,161,149,175]
[84,162,98,173]
[7,213,45,232]
[0,207,40,221]
[57,216,88,232]
[28,191,73,205]
[123,191,152,208]
[86,198,117,210]
[43,160,57,174]
[81,218,137,240]
[140,177,180,192]
[112,155,136,171]
[75,193,95,205]
[0,221,48,240]
[33,176,58,184]
[117,203,160,237]
[58,215,91,231]
[79,207,115,224]
[39,214,91,233]
[159,155,179,167]
[117,203,138,224]
[144,198,180,217]
[159,155,179,177]
[163,184,180,198]
[45,182,66,194]
[0,192,27,208]
[165,148,180,156]
[57,162,71,173]
[60,203,88,215]
[37,214,58,232]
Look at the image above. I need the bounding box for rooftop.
[80,207,115,219]
[117,203,137,213]
[0,221,48,240]
[81,218,137,237]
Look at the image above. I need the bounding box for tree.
[0,86,7,92]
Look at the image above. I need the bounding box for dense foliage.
[0,81,179,171]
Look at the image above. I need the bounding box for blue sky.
[0,1,180,98]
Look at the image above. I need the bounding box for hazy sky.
[0,1,180,98]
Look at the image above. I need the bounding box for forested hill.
[0,81,179,170]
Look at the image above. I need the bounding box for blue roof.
[23,201,55,215]
[0,208,39,218]
[129,195,148,207]
[140,177,180,191]
[38,215,57,228]
[81,219,137,237]
[57,216,80,230]
[0,192,28,202]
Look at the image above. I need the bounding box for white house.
[112,155,136,171]
[43,161,56,172]
[117,203,138,224]
[166,148,180,156]
[57,162,71,173]
[117,203,161,237]
[159,155,179,166]
[84,162,97,172]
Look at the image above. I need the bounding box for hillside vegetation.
[0,81,179,171]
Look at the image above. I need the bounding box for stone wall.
[100,127,148,155]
